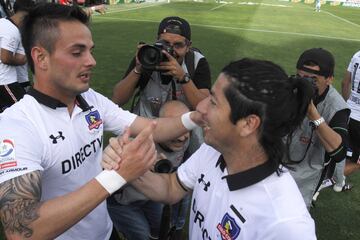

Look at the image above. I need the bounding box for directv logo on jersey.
[85,110,103,130]
[61,137,102,174]
[217,213,241,240]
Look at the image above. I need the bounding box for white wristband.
[91,6,96,11]
[95,170,127,194]
[181,112,198,131]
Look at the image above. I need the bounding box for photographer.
[112,16,211,113]
[288,48,350,209]
[112,16,211,162]
[107,101,191,240]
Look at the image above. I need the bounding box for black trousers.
[0,82,26,112]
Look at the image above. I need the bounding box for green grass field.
[1,1,360,239]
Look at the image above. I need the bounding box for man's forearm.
[112,68,140,106]
[341,72,351,100]
[0,172,110,240]
[182,81,210,110]
[316,123,342,153]
[130,112,200,143]
[30,179,109,240]
[132,171,187,204]
[0,49,27,66]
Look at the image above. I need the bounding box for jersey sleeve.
[264,217,316,240]
[192,57,211,90]
[85,89,138,136]
[0,118,44,183]
[347,51,360,72]
[0,23,20,53]
[177,144,208,190]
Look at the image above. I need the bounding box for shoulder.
[352,50,360,58]
[1,97,35,126]
[192,49,205,59]
[267,217,316,240]
[0,100,40,138]
[80,88,113,107]
[187,144,220,165]
[326,86,348,110]
[0,19,17,35]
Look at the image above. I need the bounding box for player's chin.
[74,84,90,95]
[168,144,184,152]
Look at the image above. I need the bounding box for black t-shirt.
[123,54,211,90]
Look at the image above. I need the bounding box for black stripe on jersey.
[230,204,246,223]
[176,172,189,192]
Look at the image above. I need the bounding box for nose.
[85,52,96,68]
[196,96,209,115]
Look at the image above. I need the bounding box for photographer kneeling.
[107,101,191,240]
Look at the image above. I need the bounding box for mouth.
[79,72,91,82]
[202,124,210,132]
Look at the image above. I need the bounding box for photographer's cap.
[158,16,191,41]
[296,48,335,78]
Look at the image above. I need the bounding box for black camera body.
[305,76,320,104]
[137,40,175,71]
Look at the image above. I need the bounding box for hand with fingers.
[102,122,157,182]
[156,50,185,81]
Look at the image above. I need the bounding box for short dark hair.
[13,0,35,13]
[21,3,89,73]
[222,58,314,170]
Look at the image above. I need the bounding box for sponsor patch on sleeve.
[0,139,17,169]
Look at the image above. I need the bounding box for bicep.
[169,172,189,202]
[342,71,351,85]
[0,171,43,238]
[192,58,211,90]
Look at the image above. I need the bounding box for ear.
[326,76,334,85]
[185,40,192,53]
[236,114,261,137]
[31,46,49,71]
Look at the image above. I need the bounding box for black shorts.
[0,82,26,112]
[348,118,360,164]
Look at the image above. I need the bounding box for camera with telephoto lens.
[304,76,320,103]
[154,159,173,173]
[137,40,175,71]
[294,74,320,104]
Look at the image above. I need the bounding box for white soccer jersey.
[347,50,360,121]
[15,43,28,83]
[0,18,19,85]
[0,88,137,240]
[177,144,316,240]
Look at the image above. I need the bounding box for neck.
[221,141,268,175]
[10,11,26,27]
[33,81,76,115]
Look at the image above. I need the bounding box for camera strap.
[130,48,199,113]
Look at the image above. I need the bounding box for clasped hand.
[101,122,157,182]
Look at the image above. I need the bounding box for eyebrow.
[210,90,218,102]
[69,43,95,50]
